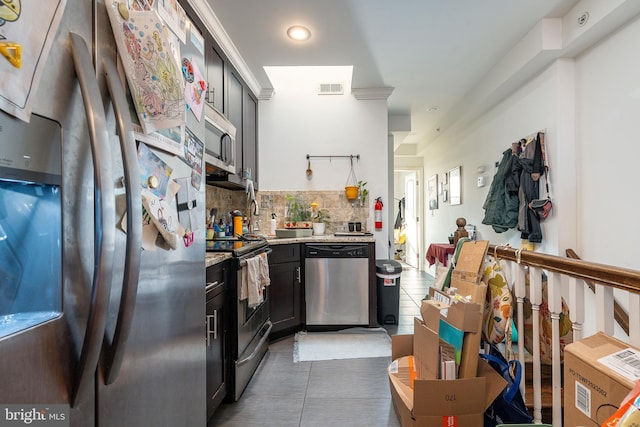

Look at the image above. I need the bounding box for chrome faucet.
[249,198,259,232]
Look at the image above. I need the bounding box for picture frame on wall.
[428,175,438,210]
[449,166,461,205]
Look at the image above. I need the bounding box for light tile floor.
[208,268,434,427]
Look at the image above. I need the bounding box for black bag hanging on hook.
[528,132,552,221]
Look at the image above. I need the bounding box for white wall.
[258,67,390,258]
[419,62,564,265]
[417,13,640,338]
[574,19,640,271]
[574,16,640,339]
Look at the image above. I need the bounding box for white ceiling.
[203,1,583,147]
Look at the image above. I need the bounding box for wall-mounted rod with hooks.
[305,154,360,162]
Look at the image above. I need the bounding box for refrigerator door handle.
[69,32,116,406]
[101,57,142,385]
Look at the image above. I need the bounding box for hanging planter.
[345,186,358,200]
[345,156,359,200]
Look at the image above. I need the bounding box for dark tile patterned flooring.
[208,268,433,427]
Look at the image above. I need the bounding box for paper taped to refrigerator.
[0,0,67,122]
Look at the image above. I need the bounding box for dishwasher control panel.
[305,244,369,258]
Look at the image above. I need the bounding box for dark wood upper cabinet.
[228,72,244,175]
[243,91,258,185]
[177,0,259,189]
[205,39,225,113]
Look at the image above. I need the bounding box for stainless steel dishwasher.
[304,243,369,326]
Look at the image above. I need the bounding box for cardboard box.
[451,240,489,286]
[449,240,488,379]
[564,332,640,426]
[422,293,482,333]
[421,299,447,331]
[414,315,468,380]
[388,333,506,427]
[413,317,439,379]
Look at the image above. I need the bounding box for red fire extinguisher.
[374,197,383,230]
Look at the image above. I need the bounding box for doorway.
[393,169,423,270]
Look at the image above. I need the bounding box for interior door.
[400,172,418,269]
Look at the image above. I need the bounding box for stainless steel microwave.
[204,103,236,175]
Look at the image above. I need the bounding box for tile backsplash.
[204,185,247,224]
[257,190,370,234]
[205,186,370,234]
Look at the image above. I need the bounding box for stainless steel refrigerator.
[0,1,206,426]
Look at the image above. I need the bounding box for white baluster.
[512,261,527,400]
[548,272,563,426]
[596,283,614,335]
[629,293,640,347]
[568,276,584,342]
[529,266,543,424]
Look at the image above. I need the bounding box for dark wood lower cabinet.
[268,244,303,340]
[205,261,228,421]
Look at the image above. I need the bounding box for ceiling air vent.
[318,83,344,95]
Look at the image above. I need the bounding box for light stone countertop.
[205,234,375,267]
[266,234,376,245]
[205,252,233,268]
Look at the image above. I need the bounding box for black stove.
[206,234,272,402]
[205,236,268,257]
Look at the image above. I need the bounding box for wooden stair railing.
[490,245,640,294]
[488,244,640,425]
[565,248,629,335]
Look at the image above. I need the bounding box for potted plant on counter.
[284,195,312,228]
[312,209,331,236]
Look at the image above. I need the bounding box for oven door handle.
[239,247,272,266]
[236,320,273,367]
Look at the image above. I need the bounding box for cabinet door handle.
[206,310,219,346]
[205,280,219,293]
[296,266,301,283]
[205,314,213,346]
[213,309,218,340]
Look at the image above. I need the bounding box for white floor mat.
[293,327,391,362]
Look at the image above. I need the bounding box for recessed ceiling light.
[287,26,311,41]
[426,106,439,112]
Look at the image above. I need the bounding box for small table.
[426,243,455,267]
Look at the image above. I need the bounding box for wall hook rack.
[305,154,360,162]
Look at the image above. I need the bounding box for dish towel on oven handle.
[242,252,270,308]
[258,252,271,287]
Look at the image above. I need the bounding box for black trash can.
[376,259,403,325]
